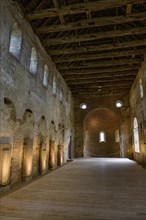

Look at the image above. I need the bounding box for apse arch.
[83,108,120,158]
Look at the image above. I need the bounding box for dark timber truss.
[16,0,146,97]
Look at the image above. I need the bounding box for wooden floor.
[1,158,146,220]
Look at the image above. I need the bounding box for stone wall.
[0,0,74,188]
[129,57,146,166]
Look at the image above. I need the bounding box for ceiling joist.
[26,0,146,20]
[37,12,146,34]
[53,49,145,63]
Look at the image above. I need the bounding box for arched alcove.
[0,98,16,187]
[49,121,56,169]
[37,116,47,174]
[21,109,34,180]
[84,108,120,158]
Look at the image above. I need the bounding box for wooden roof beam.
[48,39,146,55]
[72,89,129,97]
[72,91,130,97]
[67,78,134,85]
[62,66,138,76]
[126,4,132,15]
[53,49,145,63]
[57,58,142,70]
[64,73,137,81]
[71,84,132,89]
[43,27,146,46]
[37,12,146,34]
[53,0,65,24]
[26,0,145,20]
[70,83,132,89]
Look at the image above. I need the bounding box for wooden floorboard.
[1,158,146,220]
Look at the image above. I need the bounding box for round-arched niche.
[83,108,120,158]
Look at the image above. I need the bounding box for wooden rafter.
[67,77,134,85]
[53,0,65,24]
[37,12,146,34]
[43,27,146,46]
[57,58,142,70]
[64,73,137,81]
[48,39,146,55]
[26,0,146,20]
[53,49,145,63]
[61,66,138,76]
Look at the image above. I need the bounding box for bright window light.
[80,103,87,109]
[116,100,123,108]
[99,131,106,142]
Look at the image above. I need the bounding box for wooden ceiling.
[17,0,146,97]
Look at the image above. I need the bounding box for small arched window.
[29,47,38,74]
[133,117,140,153]
[9,23,22,58]
[60,88,63,102]
[115,129,120,142]
[139,79,143,98]
[43,65,49,87]
[53,77,56,96]
[99,131,106,143]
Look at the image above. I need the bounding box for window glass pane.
[139,79,143,98]
[43,65,48,87]
[29,47,38,74]
[9,23,22,57]
[53,77,56,96]
[99,131,105,142]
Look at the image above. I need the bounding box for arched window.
[139,79,143,98]
[115,129,120,142]
[29,47,38,74]
[9,23,22,58]
[53,77,56,96]
[133,117,140,153]
[43,65,49,87]
[60,88,63,102]
[99,131,106,143]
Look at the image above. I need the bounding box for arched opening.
[52,77,56,96]
[43,65,49,87]
[49,121,56,169]
[49,140,55,169]
[22,109,34,181]
[99,131,106,142]
[133,117,140,153]
[115,129,120,143]
[9,23,22,58]
[29,47,38,74]
[0,98,16,187]
[37,116,47,175]
[139,79,143,98]
[84,108,120,158]
[57,144,63,166]
[60,88,63,102]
